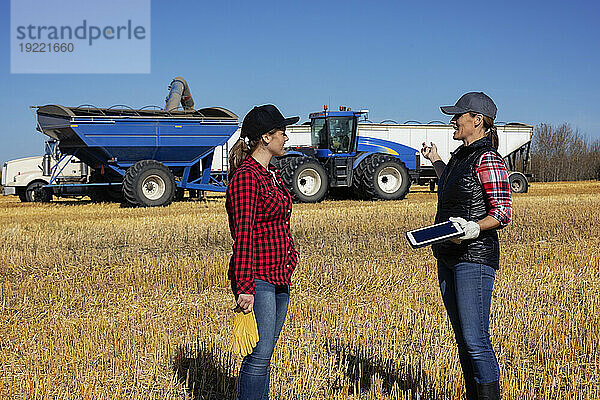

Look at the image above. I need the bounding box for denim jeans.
[237,279,290,400]
[437,258,500,385]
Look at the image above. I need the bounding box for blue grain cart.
[35,103,238,207]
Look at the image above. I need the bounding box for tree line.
[529,123,600,182]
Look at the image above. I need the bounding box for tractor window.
[311,118,327,149]
[328,117,354,153]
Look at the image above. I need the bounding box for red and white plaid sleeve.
[476,151,512,227]
[226,170,258,294]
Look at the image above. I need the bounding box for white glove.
[449,217,480,243]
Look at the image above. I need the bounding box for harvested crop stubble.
[1,181,599,399]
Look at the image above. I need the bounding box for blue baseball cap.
[440,92,497,119]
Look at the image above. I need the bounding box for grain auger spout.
[164,76,194,112]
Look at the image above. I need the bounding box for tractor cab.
[309,108,366,157]
[295,107,367,188]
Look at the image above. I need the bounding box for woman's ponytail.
[228,137,260,179]
[483,115,499,150]
[228,138,249,180]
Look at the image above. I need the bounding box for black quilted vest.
[432,137,500,269]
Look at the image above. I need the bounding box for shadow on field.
[326,339,445,399]
[41,199,94,206]
[173,344,237,400]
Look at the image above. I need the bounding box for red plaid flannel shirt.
[476,151,512,227]
[226,156,298,295]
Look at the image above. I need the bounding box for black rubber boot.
[476,381,500,400]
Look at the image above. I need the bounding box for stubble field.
[1,181,599,399]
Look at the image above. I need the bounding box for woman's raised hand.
[421,142,441,163]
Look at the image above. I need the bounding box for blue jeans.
[437,258,500,384]
[237,279,290,400]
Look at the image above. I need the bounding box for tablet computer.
[406,220,465,248]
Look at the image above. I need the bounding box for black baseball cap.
[241,104,299,140]
[440,92,497,119]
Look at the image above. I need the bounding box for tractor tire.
[354,154,411,200]
[26,181,52,203]
[509,172,529,193]
[280,157,329,203]
[122,160,176,207]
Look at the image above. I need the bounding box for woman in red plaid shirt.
[421,92,511,400]
[226,104,299,400]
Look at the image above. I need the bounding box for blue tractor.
[276,108,419,202]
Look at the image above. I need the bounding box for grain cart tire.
[123,160,176,207]
[355,154,411,200]
[509,171,529,193]
[26,181,51,202]
[280,157,329,203]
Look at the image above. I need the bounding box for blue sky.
[1,0,599,164]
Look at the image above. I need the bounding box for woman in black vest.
[421,92,512,400]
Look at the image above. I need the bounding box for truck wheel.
[123,160,176,207]
[33,187,52,203]
[509,172,529,193]
[355,154,411,200]
[25,181,51,202]
[17,189,28,202]
[280,157,329,203]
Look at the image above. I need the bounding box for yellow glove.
[231,306,259,357]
